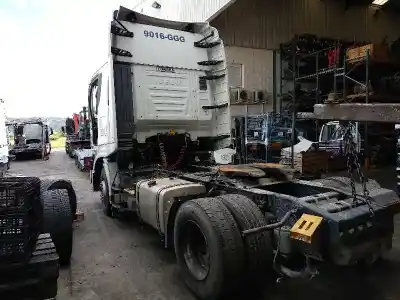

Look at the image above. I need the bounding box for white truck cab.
[87,7,400,300]
[89,7,231,175]
[319,120,361,153]
[89,7,231,193]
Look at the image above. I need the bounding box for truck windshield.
[320,123,358,142]
[23,124,42,140]
[320,124,341,142]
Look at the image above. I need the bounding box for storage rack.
[281,34,400,167]
[279,35,350,168]
[278,34,392,169]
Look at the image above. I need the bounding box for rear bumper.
[282,180,400,265]
[10,148,41,154]
[330,234,392,265]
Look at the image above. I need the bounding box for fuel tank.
[136,177,206,234]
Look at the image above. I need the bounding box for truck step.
[197,60,223,66]
[199,74,226,81]
[202,103,229,110]
[194,31,215,46]
[111,24,134,37]
[194,41,221,48]
[111,47,133,57]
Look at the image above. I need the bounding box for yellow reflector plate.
[290,214,323,244]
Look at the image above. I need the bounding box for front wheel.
[100,168,112,217]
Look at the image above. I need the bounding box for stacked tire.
[41,179,77,266]
[173,194,273,300]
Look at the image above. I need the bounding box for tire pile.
[0,177,77,299]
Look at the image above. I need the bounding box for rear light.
[84,157,93,168]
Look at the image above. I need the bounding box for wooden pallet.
[346,43,390,64]
[324,92,374,104]
[280,150,329,174]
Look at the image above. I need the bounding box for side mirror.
[50,128,54,135]
[61,126,65,134]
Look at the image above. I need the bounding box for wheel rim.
[181,221,210,281]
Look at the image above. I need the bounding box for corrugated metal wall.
[131,0,235,22]
[226,47,273,91]
[132,0,182,20]
[179,0,234,22]
[212,0,400,50]
[225,47,276,116]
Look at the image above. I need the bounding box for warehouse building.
[133,0,400,174]
[133,0,400,115]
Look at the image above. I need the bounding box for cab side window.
[88,74,102,146]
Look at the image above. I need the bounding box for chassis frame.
[98,161,400,269]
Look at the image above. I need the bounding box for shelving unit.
[279,35,354,168]
[234,111,292,164]
[280,35,400,169]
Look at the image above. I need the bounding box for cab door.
[97,70,110,147]
[88,64,110,149]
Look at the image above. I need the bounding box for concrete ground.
[9,150,400,300]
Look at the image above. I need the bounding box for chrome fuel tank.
[136,177,206,234]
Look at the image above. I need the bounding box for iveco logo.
[156,66,175,73]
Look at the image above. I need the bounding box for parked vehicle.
[63,107,94,170]
[7,118,52,159]
[0,101,77,299]
[88,7,400,300]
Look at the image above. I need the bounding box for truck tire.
[174,197,245,300]
[42,189,73,266]
[41,179,77,218]
[65,143,69,155]
[75,156,80,169]
[68,148,74,158]
[219,194,273,280]
[100,168,112,217]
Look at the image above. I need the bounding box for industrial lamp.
[152,1,161,9]
[372,0,389,6]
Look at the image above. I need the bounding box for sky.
[0,0,139,118]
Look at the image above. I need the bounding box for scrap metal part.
[300,103,400,123]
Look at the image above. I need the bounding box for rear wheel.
[42,189,73,266]
[100,168,112,217]
[219,194,273,281]
[174,197,244,300]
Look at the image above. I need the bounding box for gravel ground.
[9,150,400,300]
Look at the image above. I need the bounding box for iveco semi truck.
[88,6,400,300]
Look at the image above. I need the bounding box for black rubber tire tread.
[41,179,77,217]
[174,197,245,300]
[100,168,112,217]
[219,194,273,279]
[42,189,73,266]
